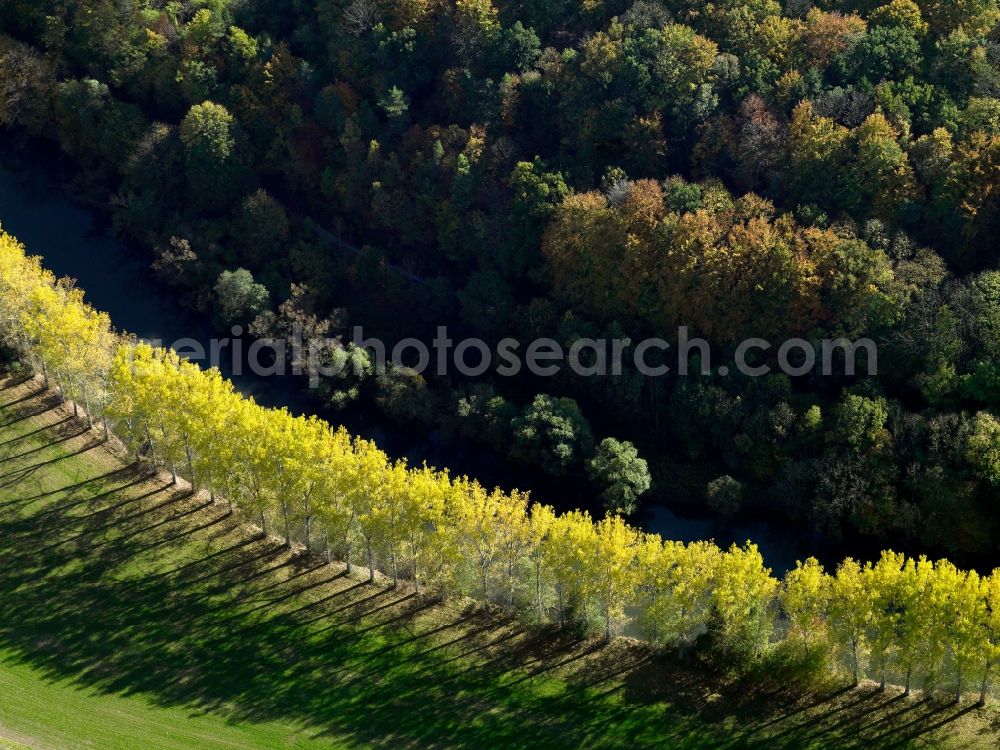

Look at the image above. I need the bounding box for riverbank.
[0,132,816,574]
[0,374,995,749]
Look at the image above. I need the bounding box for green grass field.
[0,373,996,750]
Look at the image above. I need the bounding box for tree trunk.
[281,500,291,547]
[82,384,93,428]
[650,590,658,642]
[366,541,374,582]
[410,533,420,594]
[185,442,196,488]
[979,662,990,707]
[904,664,913,697]
[956,666,963,704]
[259,510,267,536]
[102,415,109,442]
[852,639,860,687]
[605,578,613,642]
[534,560,542,621]
[507,560,515,609]
[304,499,312,551]
[752,609,767,659]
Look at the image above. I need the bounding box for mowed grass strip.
[0,373,996,750]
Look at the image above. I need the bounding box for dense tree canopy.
[3,0,1000,560]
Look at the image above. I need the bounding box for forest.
[4,1,1000,565]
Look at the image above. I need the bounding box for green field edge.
[0,372,996,750]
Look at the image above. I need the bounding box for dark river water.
[0,136,812,575]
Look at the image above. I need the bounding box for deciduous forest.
[5,1,1000,562]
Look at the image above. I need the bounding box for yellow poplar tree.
[591,515,641,641]
[979,571,1000,705]
[829,558,872,686]
[782,557,831,657]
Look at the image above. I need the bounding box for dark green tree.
[510,394,595,476]
[588,438,652,515]
[214,268,270,324]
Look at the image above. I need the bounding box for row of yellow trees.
[1,228,999,702]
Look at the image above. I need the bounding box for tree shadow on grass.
[0,426,91,466]
[747,684,855,734]
[0,395,62,428]
[0,383,49,409]
[0,388,991,750]
[0,463,142,509]
[796,690,906,745]
[848,693,922,737]
[241,558,332,599]
[0,372,40,391]
[25,468,156,520]
[0,438,105,489]
[866,699,961,747]
[168,538,284,594]
[0,414,73,449]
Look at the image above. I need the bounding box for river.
[0,136,812,574]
